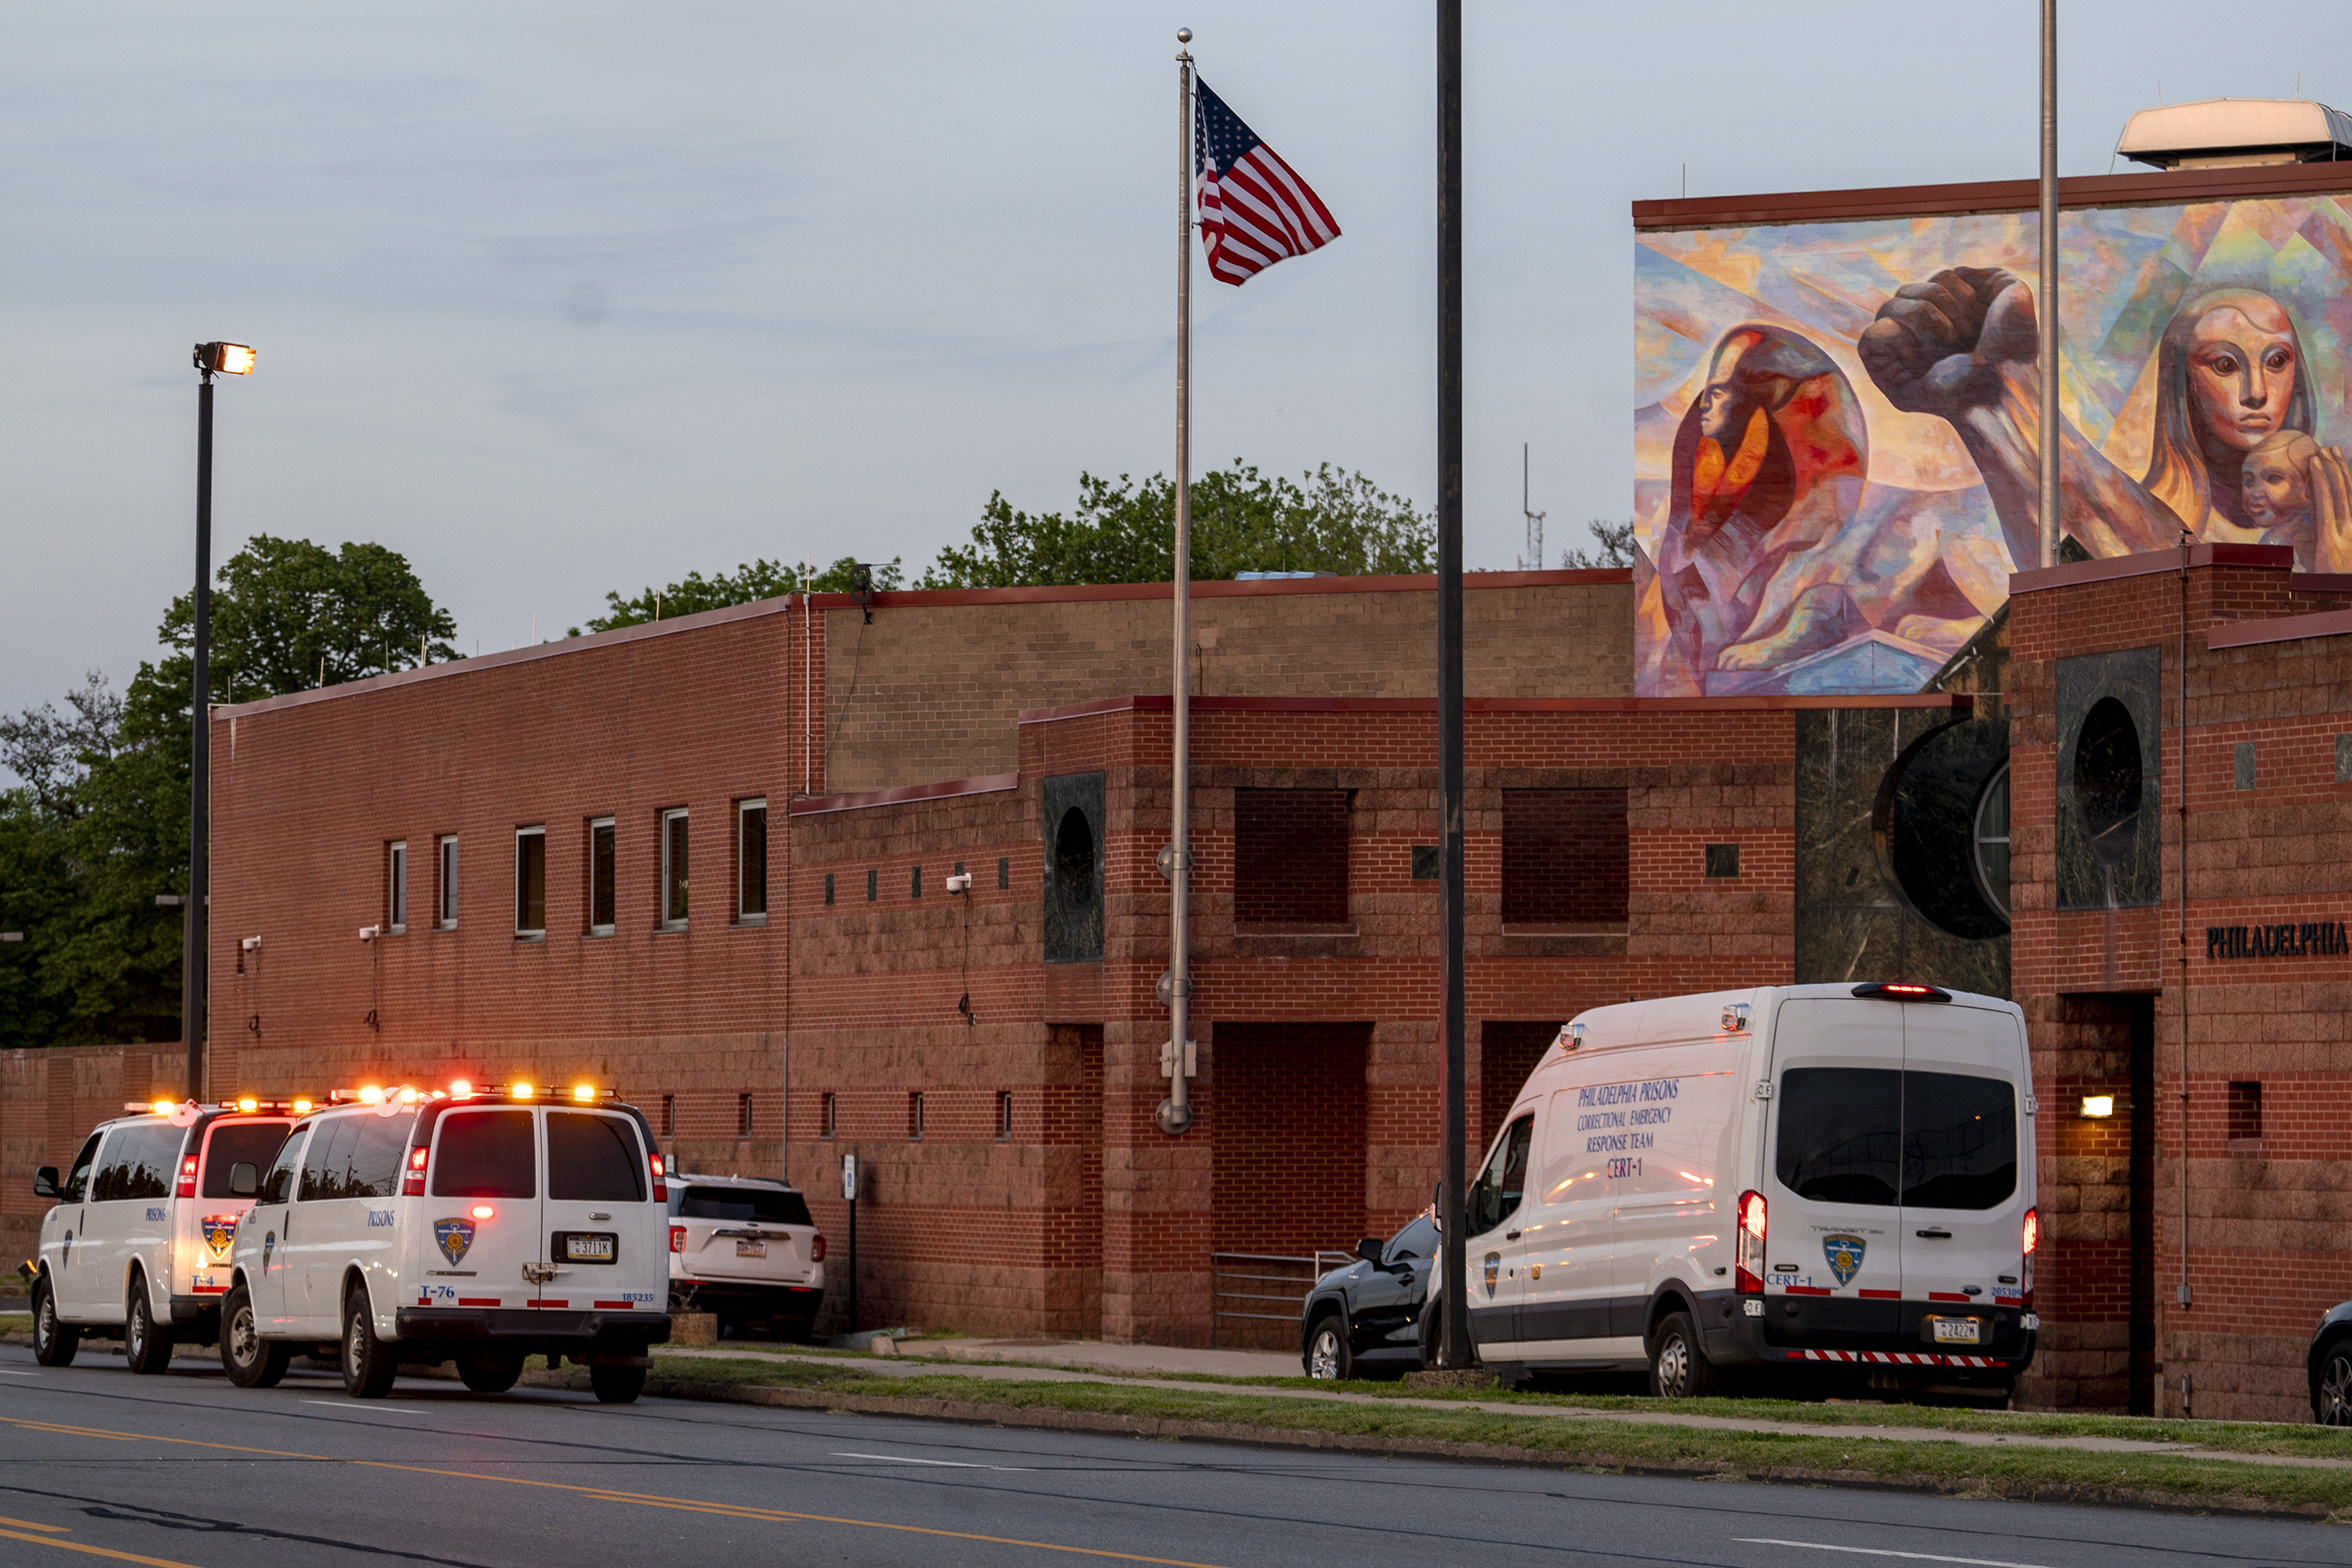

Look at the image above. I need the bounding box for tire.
[1419,1300,1467,1370]
[590,1362,647,1404]
[220,1283,290,1388]
[31,1276,78,1369]
[340,1287,398,1399]
[459,1352,524,1394]
[1648,1310,1721,1399]
[1304,1313,1352,1381]
[2317,1345,2352,1426]
[124,1278,174,1375]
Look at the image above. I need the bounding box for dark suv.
[2310,1300,2352,1423]
[1298,1212,1438,1380]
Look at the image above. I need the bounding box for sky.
[5,0,2350,739]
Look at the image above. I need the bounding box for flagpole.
[1436,0,1472,1373]
[1158,27,1196,1138]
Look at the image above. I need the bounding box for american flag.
[1192,77,1340,286]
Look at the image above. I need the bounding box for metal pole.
[1436,0,1470,1370]
[2038,0,2058,568]
[2177,534,2193,1352]
[1158,28,1196,1138]
[186,370,214,1103]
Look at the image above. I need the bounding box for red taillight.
[176,1155,198,1200]
[649,1151,666,1203]
[401,1142,427,1197]
[669,1225,685,1254]
[2021,1206,2038,1305]
[1735,1189,1767,1294]
[811,1233,827,1263]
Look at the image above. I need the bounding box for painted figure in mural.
[1650,326,1868,679]
[1860,267,2352,567]
[2239,430,2352,568]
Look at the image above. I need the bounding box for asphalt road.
[0,1341,2346,1568]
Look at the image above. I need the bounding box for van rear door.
[186,1118,294,1300]
[541,1109,661,1312]
[1900,1004,2029,1356]
[1764,1000,1904,1341]
[425,1108,541,1311]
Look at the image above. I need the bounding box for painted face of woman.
[2188,303,2300,455]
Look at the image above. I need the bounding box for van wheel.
[459,1352,524,1394]
[31,1276,78,1368]
[124,1279,174,1375]
[220,1284,290,1388]
[2318,1345,2352,1426]
[341,1287,398,1399]
[1305,1313,1352,1381]
[1648,1311,1720,1399]
[590,1363,647,1404]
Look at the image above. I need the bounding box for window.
[821,1093,837,1139]
[1501,788,1628,924]
[997,856,1009,891]
[2234,741,2256,791]
[1703,844,1740,878]
[258,1127,309,1205]
[1972,764,2011,922]
[299,1114,411,1201]
[1467,1113,1533,1237]
[60,1132,102,1204]
[95,1123,180,1203]
[736,1092,754,1138]
[737,798,768,922]
[911,864,922,898]
[996,1091,1013,1141]
[1411,845,1439,880]
[1774,1068,2016,1210]
[1901,1072,2017,1210]
[430,1110,538,1198]
[1233,788,1349,925]
[514,826,547,938]
[387,840,408,935]
[866,868,877,902]
[200,1122,292,1199]
[1383,1214,1439,1266]
[436,836,459,929]
[679,1185,812,1225]
[660,1095,675,1137]
[587,818,616,935]
[660,808,689,927]
[2228,1080,2263,1145]
[825,873,835,906]
[907,1091,925,1141]
[547,1112,646,1202]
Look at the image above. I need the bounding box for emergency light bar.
[320,1081,619,1105]
[125,1097,317,1116]
[1850,981,1951,1004]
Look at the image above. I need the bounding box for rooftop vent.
[2119,98,2352,171]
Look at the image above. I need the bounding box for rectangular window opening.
[821,1092,837,1140]
[1501,789,1629,924]
[737,798,768,923]
[514,826,547,938]
[907,1091,925,1142]
[660,808,689,928]
[660,1094,675,1138]
[996,1091,1013,1142]
[436,835,459,930]
[736,1091,754,1138]
[387,840,408,935]
[996,855,1009,891]
[587,817,616,935]
[824,872,835,906]
[2227,1080,2263,1145]
[1704,843,1741,879]
[1233,788,1351,926]
[866,867,877,902]
[911,864,923,899]
[2234,742,2256,791]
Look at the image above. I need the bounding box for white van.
[1443,982,2038,1398]
[31,1102,299,1373]
[219,1086,671,1403]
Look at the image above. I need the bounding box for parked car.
[2310,1302,2352,1423]
[32,1100,299,1373]
[666,1173,826,1338]
[220,1084,671,1403]
[1299,1211,1438,1380]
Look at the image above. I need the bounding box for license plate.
[563,1233,615,1263]
[1929,1316,1982,1345]
[735,1239,766,1258]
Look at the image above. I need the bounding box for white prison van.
[220,1085,671,1403]
[1450,982,2038,1397]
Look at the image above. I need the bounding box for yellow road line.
[0,1415,1236,1567]
[0,1514,71,1532]
[0,1524,205,1567]
[10,1423,142,1443]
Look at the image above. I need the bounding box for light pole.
[187,341,254,1102]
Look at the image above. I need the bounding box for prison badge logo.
[261,1232,274,1268]
[1483,1252,1501,1298]
[434,1218,477,1267]
[1823,1233,1866,1287]
[202,1214,238,1262]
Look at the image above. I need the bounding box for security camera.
[240,935,262,953]
[945,872,972,895]
[358,924,380,942]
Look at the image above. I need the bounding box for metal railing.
[1209,1250,1354,1348]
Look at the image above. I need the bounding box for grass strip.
[644,1351,2352,1513]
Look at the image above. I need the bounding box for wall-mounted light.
[2080,1094,2116,1119]
[240,935,261,953]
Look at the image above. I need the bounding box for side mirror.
[1355,1236,1385,1267]
[229,1163,259,1198]
[32,1167,57,1199]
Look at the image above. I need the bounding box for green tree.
[575,556,903,635]
[1561,520,1635,569]
[922,462,1434,589]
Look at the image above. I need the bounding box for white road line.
[300,1401,427,1414]
[1735,1540,2055,1568]
[0,1371,40,1377]
[831,1451,1027,1472]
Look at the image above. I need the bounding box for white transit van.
[220,1083,671,1403]
[1447,982,2038,1398]
[31,1100,299,1373]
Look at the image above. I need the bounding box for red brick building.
[12,550,2352,1419]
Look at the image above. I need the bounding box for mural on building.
[1635,194,2352,695]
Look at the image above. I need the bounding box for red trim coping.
[788,772,1021,817]
[2291,572,2352,595]
[2209,605,2352,651]
[2009,543,2292,596]
[1017,693,1969,724]
[804,568,1628,611]
[1634,161,2352,234]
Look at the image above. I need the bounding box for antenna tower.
[1516,442,1547,571]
